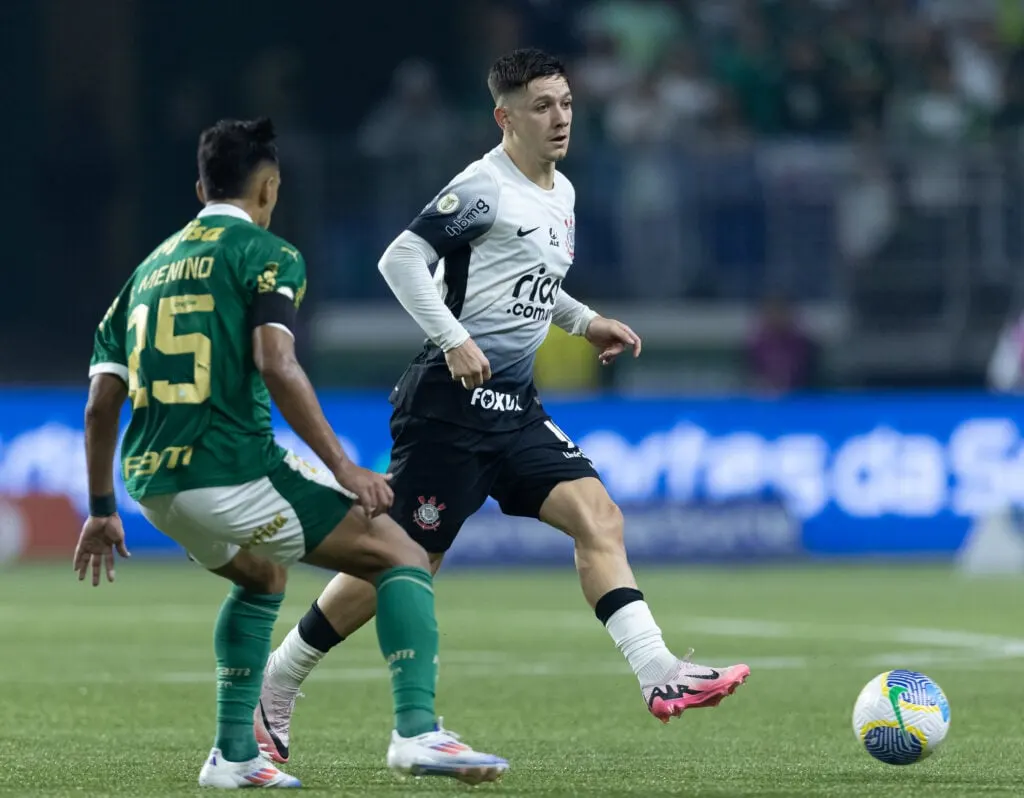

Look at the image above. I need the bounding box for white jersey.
[387,145,589,431]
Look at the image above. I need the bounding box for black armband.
[89,494,117,517]
[251,291,297,333]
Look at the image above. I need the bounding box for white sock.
[266,626,326,693]
[605,601,678,684]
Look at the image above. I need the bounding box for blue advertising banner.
[1,389,1022,564]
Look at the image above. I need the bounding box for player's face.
[512,75,572,162]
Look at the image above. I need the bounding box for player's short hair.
[487,48,568,103]
[197,117,279,200]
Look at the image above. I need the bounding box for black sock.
[296,600,344,653]
[595,587,645,626]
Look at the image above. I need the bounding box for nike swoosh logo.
[259,701,290,759]
[687,668,721,680]
[888,684,911,740]
[516,226,539,237]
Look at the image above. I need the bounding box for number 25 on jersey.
[126,293,216,409]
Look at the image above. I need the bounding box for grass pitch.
[1,561,1022,796]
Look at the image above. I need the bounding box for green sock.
[375,566,439,738]
[213,584,283,762]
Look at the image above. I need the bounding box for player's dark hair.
[487,48,567,102]
[197,117,279,200]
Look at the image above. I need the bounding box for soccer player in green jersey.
[74,118,507,789]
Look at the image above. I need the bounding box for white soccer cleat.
[386,721,508,785]
[198,748,301,788]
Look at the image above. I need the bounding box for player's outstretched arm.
[76,374,131,586]
[252,325,393,516]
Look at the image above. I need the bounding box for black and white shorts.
[384,409,601,553]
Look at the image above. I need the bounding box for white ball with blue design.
[852,670,951,765]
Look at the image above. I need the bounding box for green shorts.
[138,451,354,569]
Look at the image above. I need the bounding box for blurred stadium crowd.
[336,0,1024,304]
[10,0,1024,386]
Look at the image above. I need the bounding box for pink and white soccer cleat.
[642,649,750,723]
[254,685,300,764]
[197,748,301,788]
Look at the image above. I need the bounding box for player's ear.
[494,105,510,132]
[195,180,206,205]
[257,173,273,208]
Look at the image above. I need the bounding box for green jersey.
[89,205,308,500]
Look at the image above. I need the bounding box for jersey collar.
[198,203,253,223]
[494,145,557,194]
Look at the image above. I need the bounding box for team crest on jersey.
[257,263,279,293]
[565,216,575,259]
[436,192,460,215]
[413,495,446,531]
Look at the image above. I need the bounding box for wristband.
[89,494,117,517]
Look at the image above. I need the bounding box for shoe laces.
[437,717,457,737]
[678,648,713,678]
[268,690,303,730]
[425,717,463,744]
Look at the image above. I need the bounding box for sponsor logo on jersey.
[507,264,562,321]
[470,388,525,412]
[444,198,491,238]
[413,495,446,530]
[548,227,560,247]
[122,445,194,479]
[244,513,288,548]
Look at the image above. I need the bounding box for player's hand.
[335,463,394,518]
[445,337,491,390]
[584,316,642,365]
[74,514,130,586]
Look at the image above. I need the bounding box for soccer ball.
[852,670,951,765]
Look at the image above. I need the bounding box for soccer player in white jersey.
[255,48,750,764]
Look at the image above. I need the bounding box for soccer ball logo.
[853,670,951,765]
[413,496,446,531]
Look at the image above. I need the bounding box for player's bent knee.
[302,507,429,579]
[553,484,624,551]
[542,478,624,547]
[578,500,625,550]
[370,515,430,571]
[213,550,287,594]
